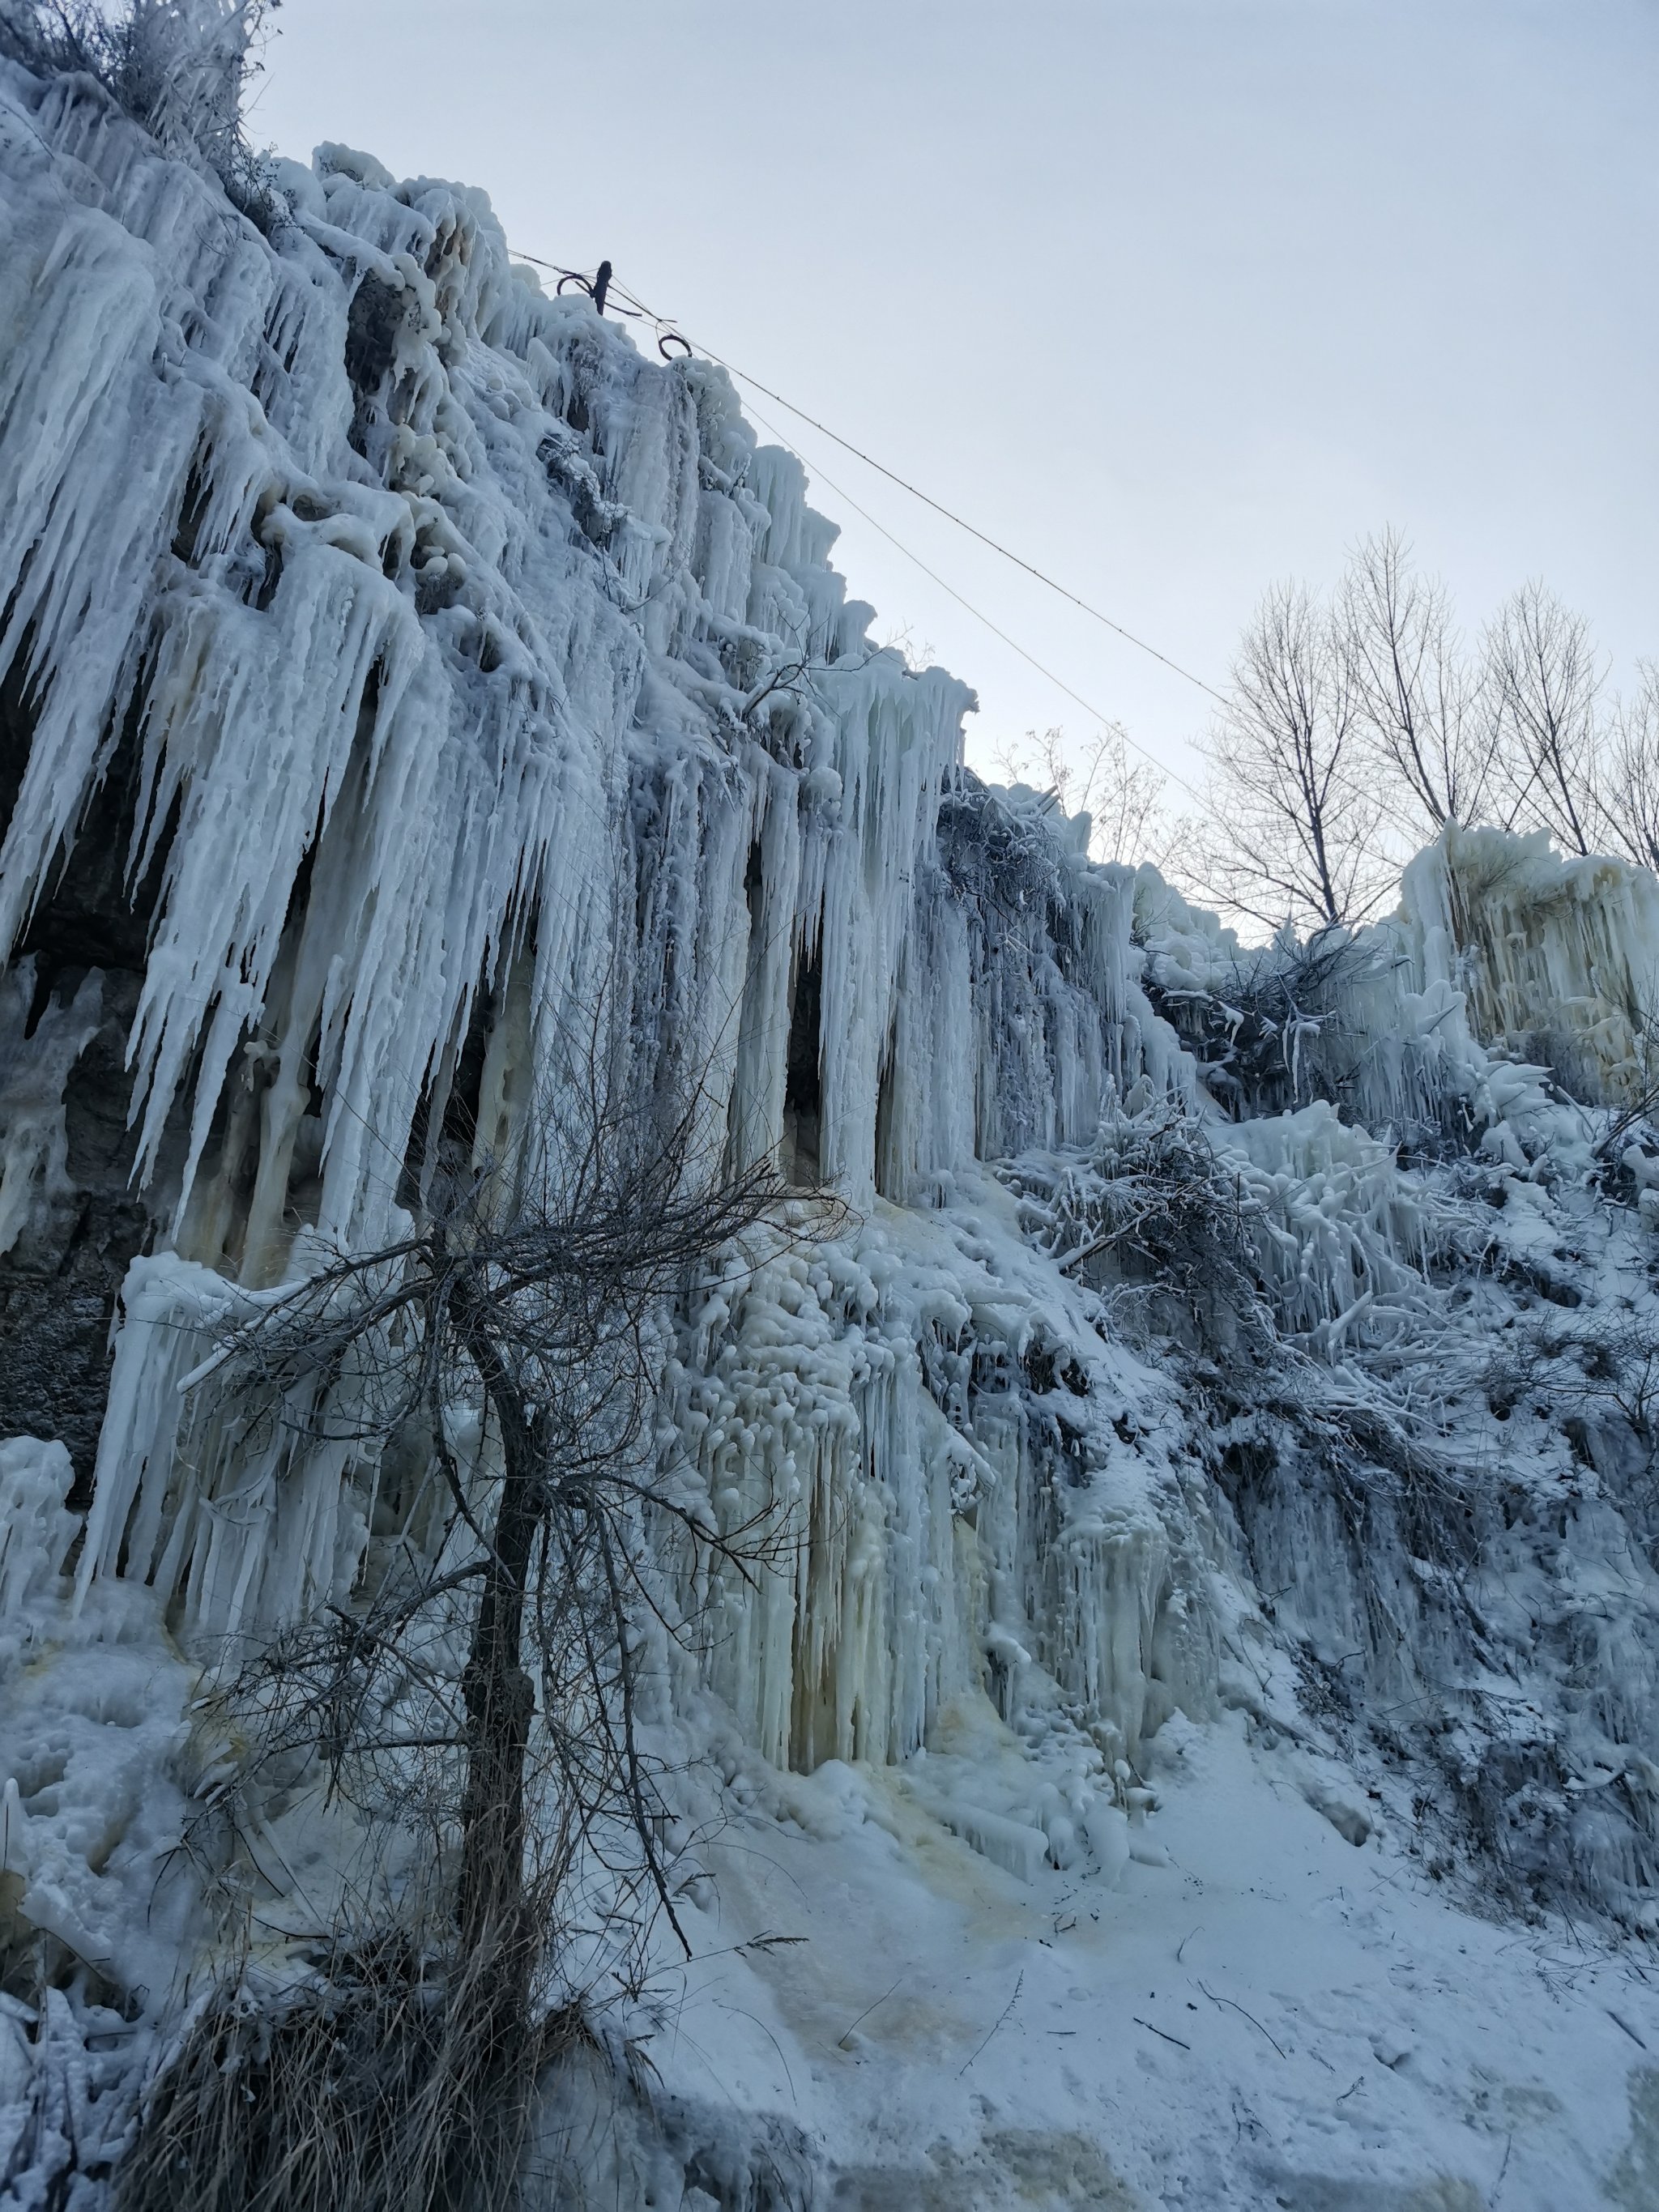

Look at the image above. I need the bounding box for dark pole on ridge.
[591,260,612,316]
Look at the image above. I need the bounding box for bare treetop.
[1198,580,1389,931]
[1341,527,1495,837]
[1485,579,1607,855]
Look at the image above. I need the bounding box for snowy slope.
[2,45,1659,2210]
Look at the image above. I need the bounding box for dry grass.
[116,1926,586,2212]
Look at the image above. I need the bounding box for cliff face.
[4,53,1659,2211]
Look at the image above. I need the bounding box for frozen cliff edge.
[2,52,1659,2210]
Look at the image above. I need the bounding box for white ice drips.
[9,58,1659,2109]
[0,963,103,1259]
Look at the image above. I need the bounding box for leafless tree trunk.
[118,1017,817,2212]
[1602,663,1659,874]
[1484,581,1606,854]
[1201,581,1387,931]
[1340,527,1494,837]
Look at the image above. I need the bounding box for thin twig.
[1492,2128,1513,2203]
[957,1971,1024,2077]
[1197,1980,1286,2058]
[837,1975,904,2050]
[1608,2007,1648,2050]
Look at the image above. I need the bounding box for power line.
[702,381,1229,712]
[735,392,1212,812]
[509,249,1229,812]
[509,249,1230,716]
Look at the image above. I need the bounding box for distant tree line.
[1009,529,1658,936]
[1196,529,1659,931]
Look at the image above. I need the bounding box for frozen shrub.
[0,1,277,208]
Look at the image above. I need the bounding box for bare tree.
[1602,663,1659,874]
[1201,581,1388,931]
[1341,528,1495,837]
[992,724,1179,871]
[117,1025,814,2212]
[1484,581,1606,854]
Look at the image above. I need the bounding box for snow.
[2,41,1659,2209]
[1404,824,1659,1109]
[540,1705,1659,2209]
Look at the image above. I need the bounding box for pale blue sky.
[249,1,1659,795]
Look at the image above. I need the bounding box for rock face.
[0,987,146,1487]
[3,42,1659,2212]
[0,655,183,1478]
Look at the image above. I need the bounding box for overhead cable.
[735,393,1212,810]
[594,274,1230,710]
[509,249,1229,795]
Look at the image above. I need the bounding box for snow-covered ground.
[577,1711,1659,2209]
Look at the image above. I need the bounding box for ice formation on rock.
[4,45,1659,2210]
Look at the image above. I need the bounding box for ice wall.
[1400,821,1659,1106]
[0,54,1201,1990]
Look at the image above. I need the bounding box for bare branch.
[1198,580,1389,931]
[1602,662,1659,874]
[1341,527,1495,836]
[1483,581,1606,854]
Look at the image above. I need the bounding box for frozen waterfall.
[4,45,1659,2212]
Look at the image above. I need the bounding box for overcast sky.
[249,0,1658,795]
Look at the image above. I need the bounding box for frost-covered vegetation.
[2,17,1659,2210]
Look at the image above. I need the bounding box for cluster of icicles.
[2,50,1657,1951]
